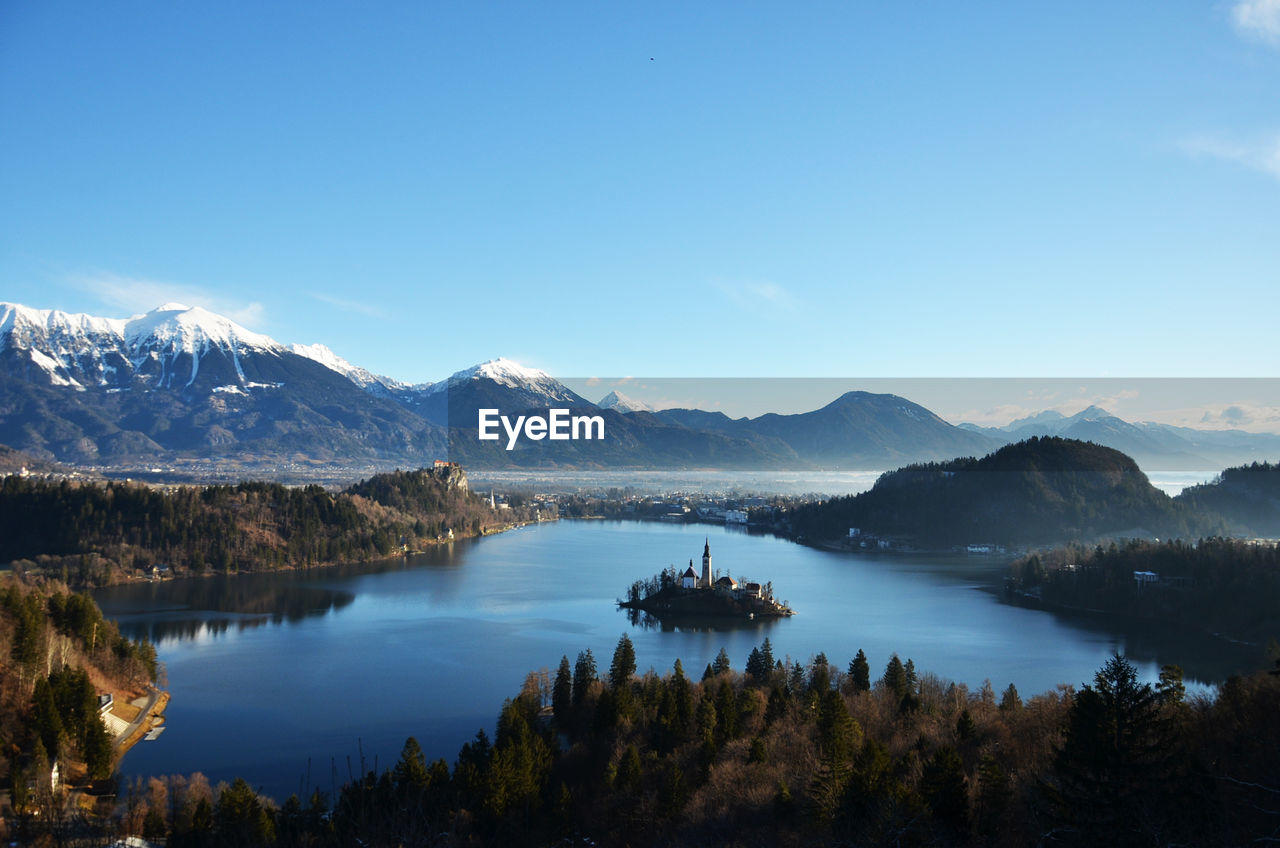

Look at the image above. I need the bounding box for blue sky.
[3,2,1280,392]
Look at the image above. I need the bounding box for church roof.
[682,566,697,578]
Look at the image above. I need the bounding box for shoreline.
[991,584,1268,649]
[57,516,557,591]
[113,688,171,757]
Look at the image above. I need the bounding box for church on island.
[679,539,765,600]
[619,538,792,619]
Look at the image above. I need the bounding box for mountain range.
[2,301,1277,474]
[959,405,1280,471]
[0,302,442,466]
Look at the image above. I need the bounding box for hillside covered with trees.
[1176,462,1280,537]
[0,575,158,823]
[789,437,1222,547]
[0,465,519,587]
[20,638,1278,846]
[1008,536,1280,643]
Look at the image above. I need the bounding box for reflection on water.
[624,607,785,635]
[96,543,472,645]
[1008,597,1259,689]
[99,574,357,645]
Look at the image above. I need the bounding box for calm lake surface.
[94,520,1258,802]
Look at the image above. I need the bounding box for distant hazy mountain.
[447,406,803,470]
[790,436,1219,547]
[659,391,1000,467]
[429,362,800,469]
[597,390,655,413]
[960,405,1280,470]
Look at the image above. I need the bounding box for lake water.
[466,469,1218,497]
[94,519,1258,803]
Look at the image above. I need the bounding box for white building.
[681,563,699,589]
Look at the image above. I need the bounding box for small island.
[618,539,795,618]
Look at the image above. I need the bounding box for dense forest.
[788,437,1223,547]
[1177,462,1280,536]
[9,634,1278,846]
[0,465,520,587]
[1008,537,1280,643]
[0,576,158,823]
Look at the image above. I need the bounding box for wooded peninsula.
[0,464,532,588]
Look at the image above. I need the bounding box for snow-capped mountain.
[417,357,592,426]
[0,301,444,466]
[427,357,581,401]
[1,302,132,388]
[0,301,285,390]
[597,390,655,413]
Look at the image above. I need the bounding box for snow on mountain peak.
[1072,405,1114,421]
[1,301,131,386]
[1,301,128,341]
[0,300,288,389]
[439,357,550,388]
[598,390,654,413]
[471,357,553,385]
[423,357,583,404]
[291,342,356,373]
[123,303,281,354]
[289,341,417,395]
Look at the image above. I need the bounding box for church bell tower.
[701,538,711,588]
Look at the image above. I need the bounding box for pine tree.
[572,649,596,709]
[999,682,1022,713]
[921,745,969,834]
[616,744,642,790]
[975,752,1010,837]
[552,655,572,723]
[31,677,64,762]
[745,647,766,682]
[1050,653,1191,846]
[658,763,687,816]
[1157,664,1186,706]
[882,654,908,700]
[759,637,774,671]
[609,634,636,689]
[84,714,113,780]
[809,652,831,693]
[393,737,429,793]
[849,648,871,694]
